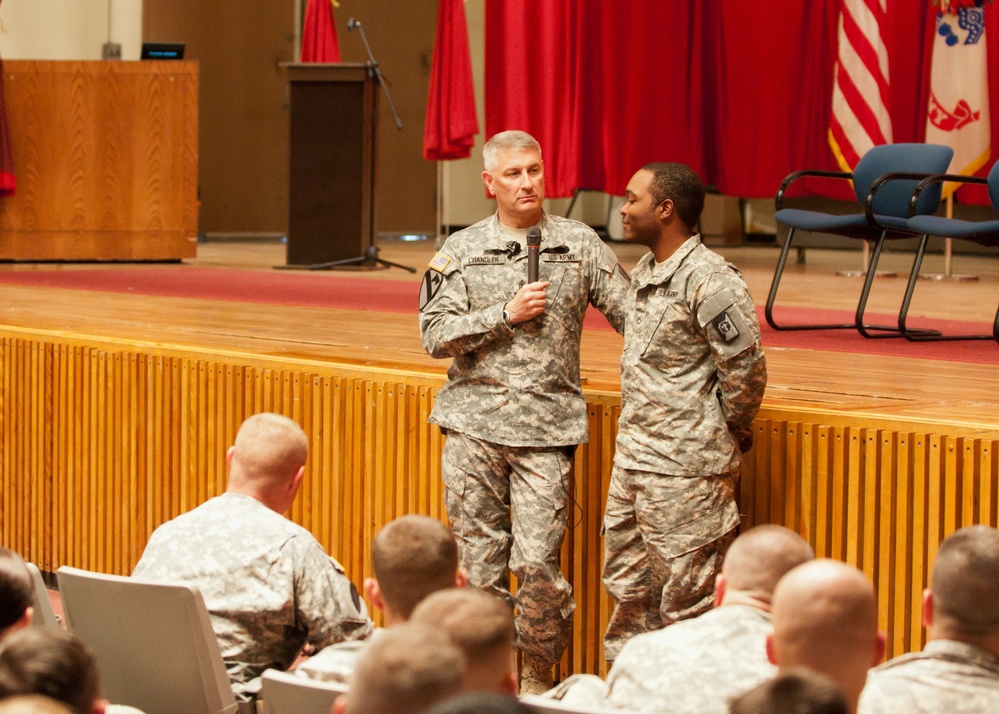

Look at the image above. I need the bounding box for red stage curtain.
[485,1,996,201]
[424,0,480,160]
[300,0,341,63]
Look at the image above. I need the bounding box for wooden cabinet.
[0,60,198,261]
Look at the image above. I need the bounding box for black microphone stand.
[293,17,413,273]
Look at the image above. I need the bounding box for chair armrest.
[775,169,851,211]
[909,173,989,215]
[863,171,940,227]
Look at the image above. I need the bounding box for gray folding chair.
[261,669,347,714]
[25,562,61,629]
[57,566,242,714]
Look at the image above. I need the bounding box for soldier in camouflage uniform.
[419,130,629,694]
[602,163,767,661]
[132,413,372,697]
[859,525,999,714]
[548,525,813,713]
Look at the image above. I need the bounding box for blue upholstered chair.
[766,143,954,338]
[876,160,999,343]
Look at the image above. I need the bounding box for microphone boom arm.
[348,18,403,130]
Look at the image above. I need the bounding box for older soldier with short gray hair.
[419,130,629,694]
[133,413,372,697]
[603,162,767,660]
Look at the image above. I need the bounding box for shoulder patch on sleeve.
[418,269,446,311]
[698,288,755,354]
[428,252,451,273]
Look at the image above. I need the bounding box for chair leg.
[898,235,995,343]
[766,227,854,331]
[856,234,942,339]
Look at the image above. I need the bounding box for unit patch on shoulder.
[428,252,451,272]
[711,310,741,343]
[419,269,445,311]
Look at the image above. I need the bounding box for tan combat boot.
[519,654,555,696]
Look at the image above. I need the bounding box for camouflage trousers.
[601,466,739,661]
[441,431,575,664]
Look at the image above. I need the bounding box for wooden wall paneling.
[910,434,931,653]
[890,433,915,658]
[875,431,898,658]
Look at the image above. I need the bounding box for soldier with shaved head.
[133,413,372,697]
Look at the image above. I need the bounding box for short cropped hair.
[231,413,308,484]
[371,515,459,619]
[347,623,465,714]
[729,668,848,714]
[0,629,101,714]
[410,588,515,663]
[641,162,705,230]
[723,525,815,603]
[0,549,33,632]
[483,131,541,172]
[931,525,999,635]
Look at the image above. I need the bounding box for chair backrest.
[853,143,954,217]
[24,562,60,629]
[261,669,347,714]
[988,160,999,210]
[56,566,238,714]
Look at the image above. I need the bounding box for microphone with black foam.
[526,226,542,284]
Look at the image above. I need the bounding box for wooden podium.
[285,63,378,268]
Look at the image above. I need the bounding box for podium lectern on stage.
[285,63,378,268]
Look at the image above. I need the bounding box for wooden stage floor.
[2,237,998,676]
[1,238,997,426]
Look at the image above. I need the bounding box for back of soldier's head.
[0,629,101,714]
[371,515,459,619]
[0,696,74,714]
[0,550,32,638]
[771,559,878,669]
[931,525,999,636]
[729,669,848,714]
[425,692,535,714]
[723,525,815,602]
[229,413,308,488]
[410,589,516,693]
[346,623,466,714]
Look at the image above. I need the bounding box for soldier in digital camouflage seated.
[296,514,465,683]
[419,130,629,694]
[132,413,372,696]
[859,525,999,714]
[602,162,767,661]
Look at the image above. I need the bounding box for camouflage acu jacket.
[420,212,628,447]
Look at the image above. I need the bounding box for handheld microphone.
[526,227,542,284]
[347,17,360,31]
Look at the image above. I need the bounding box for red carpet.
[1,266,996,364]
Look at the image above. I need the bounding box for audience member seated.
[297,514,465,683]
[0,628,106,714]
[425,692,535,714]
[729,669,848,714]
[132,413,372,696]
[410,588,518,695]
[548,525,815,712]
[0,696,74,714]
[0,550,33,641]
[767,560,884,714]
[859,525,999,714]
[333,623,466,714]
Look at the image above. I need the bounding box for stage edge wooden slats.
[2,326,998,678]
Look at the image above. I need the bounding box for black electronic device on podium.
[280,18,413,272]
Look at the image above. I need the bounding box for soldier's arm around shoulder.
[586,233,630,335]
